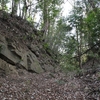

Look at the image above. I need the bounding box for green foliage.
[88,52,100,59]
[27,17,32,22]
[84,9,100,46]
[37,0,63,40]
[61,65,77,72]
[0,0,9,11]
[1,0,100,76]
[60,62,82,76]
[43,43,49,50]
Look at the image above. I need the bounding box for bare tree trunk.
[11,0,18,16]
[42,0,49,38]
[83,0,90,14]
[1,0,5,10]
[28,1,32,18]
[18,0,22,17]
[76,27,82,69]
[88,0,96,9]
[22,0,28,19]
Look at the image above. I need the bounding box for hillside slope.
[0,10,100,100]
[0,10,58,75]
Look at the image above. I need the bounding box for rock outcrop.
[0,58,18,76]
[0,10,57,74]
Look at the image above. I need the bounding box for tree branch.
[72,41,100,59]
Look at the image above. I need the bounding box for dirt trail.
[0,69,99,100]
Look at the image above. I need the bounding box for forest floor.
[0,10,100,100]
[0,69,100,100]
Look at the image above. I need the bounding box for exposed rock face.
[0,58,18,76]
[0,34,44,73]
[0,11,57,74]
